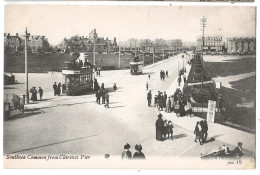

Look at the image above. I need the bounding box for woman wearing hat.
[155,113,164,141]
[121,143,132,159]
[133,144,146,159]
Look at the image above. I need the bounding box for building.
[227,37,256,54]
[61,29,118,53]
[4,33,50,53]
[197,36,223,52]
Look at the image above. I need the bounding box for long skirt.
[156,128,164,141]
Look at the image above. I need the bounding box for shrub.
[191,86,216,103]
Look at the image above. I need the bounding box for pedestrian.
[101,89,106,104]
[163,92,167,108]
[53,82,57,96]
[148,74,151,80]
[179,99,186,117]
[101,83,105,90]
[98,69,101,77]
[38,87,43,100]
[232,142,244,158]
[133,144,146,159]
[166,70,168,77]
[57,83,61,96]
[158,93,164,111]
[170,95,175,112]
[166,121,174,140]
[113,83,117,92]
[194,121,203,145]
[146,82,149,91]
[104,91,109,108]
[183,75,187,84]
[160,70,163,80]
[154,95,158,107]
[155,113,164,141]
[178,76,181,87]
[201,120,208,143]
[185,97,192,117]
[121,143,132,159]
[165,96,171,113]
[30,87,37,101]
[147,90,152,107]
[96,90,101,104]
[162,71,165,81]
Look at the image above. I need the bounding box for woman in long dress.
[179,99,186,117]
[155,113,164,141]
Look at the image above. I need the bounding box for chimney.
[4,33,6,36]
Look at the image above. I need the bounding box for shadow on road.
[172,134,187,140]
[109,105,125,108]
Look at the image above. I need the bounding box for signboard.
[62,70,81,75]
[216,81,221,89]
[207,100,216,123]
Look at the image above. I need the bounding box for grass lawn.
[4,52,168,73]
[203,54,256,130]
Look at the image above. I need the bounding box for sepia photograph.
[3,5,256,169]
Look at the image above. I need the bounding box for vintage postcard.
[3,5,256,169]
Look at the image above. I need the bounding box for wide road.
[4,53,253,160]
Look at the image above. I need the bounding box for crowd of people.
[121,143,146,159]
[30,87,43,101]
[148,88,192,117]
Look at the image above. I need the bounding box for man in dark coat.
[133,144,146,159]
[155,113,164,141]
[201,120,208,143]
[101,89,106,104]
[232,142,244,158]
[147,90,152,107]
[96,90,101,104]
[53,82,57,96]
[38,87,43,100]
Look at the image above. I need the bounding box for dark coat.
[155,118,164,141]
[133,152,146,159]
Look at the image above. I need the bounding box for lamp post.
[24,27,30,104]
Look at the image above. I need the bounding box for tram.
[62,62,94,95]
[129,56,144,75]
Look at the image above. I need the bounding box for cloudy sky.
[5,5,256,45]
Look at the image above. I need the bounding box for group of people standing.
[155,113,174,141]
[121,143,146,160]
[53,82,62,96]
[194,119,208,145]
[160,70,168,81]
[30,87,43,101]
[148,88,192,117]
[95,82,110,108]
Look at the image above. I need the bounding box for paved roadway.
[3,54,254,160]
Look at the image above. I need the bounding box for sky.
[4,5,256,45]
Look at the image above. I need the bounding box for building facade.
[4,33,50,53]
[197,36,223,52]
[227,37,256,54]
[61,29,118,53]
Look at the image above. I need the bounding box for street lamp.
[24,27,30,104]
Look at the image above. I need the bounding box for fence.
[4,93,24,120]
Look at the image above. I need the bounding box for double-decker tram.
[62,62,94,95]
[129,56,144,75]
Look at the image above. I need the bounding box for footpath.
[156,62,256,153]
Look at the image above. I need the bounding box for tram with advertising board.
[62,61,94,95]
[129,56,144,75]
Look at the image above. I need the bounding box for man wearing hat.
[155,113,164,141]
[147,90,152,107]
[133,144,146,159]
[121,143,132,159]
[232,142,244,158]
